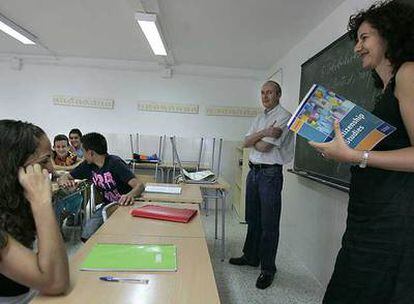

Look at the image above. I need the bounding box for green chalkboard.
[294,33,380,188]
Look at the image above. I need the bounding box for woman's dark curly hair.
[0,120,46,247]
[348,0,414,88]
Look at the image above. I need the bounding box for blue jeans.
[243,165,283,275]
[54,192,83,227]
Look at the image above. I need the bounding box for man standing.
[229,80,294,289]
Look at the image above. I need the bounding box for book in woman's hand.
[287,84,396,150]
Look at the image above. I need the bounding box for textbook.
[80,243,177,272]
[144,185,182,194]
[130,204,198,223]
[287,84,396,150]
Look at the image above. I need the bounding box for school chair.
[102,202,119,222]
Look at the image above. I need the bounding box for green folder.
[80,243,177,272]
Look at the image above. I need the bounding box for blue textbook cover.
[287,84,396,150]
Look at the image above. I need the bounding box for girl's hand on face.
[18,164,52,206]
[309,121,360,163]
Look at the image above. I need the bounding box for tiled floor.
[202,208,324,304]
[64,207,324,304]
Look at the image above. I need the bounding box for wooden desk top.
[142,183,203,204]
[193,177,231,191]
[158,162,209,170]
[32,235,220,304]
[96,202,205,238]
[128,161,209,171]
[130,162,159,169]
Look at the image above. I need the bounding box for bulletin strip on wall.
[52,96,261,117]
[53,95,114,110]
[206,106,261,117]
[137,102,199,114]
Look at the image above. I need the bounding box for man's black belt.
[248,161,282,169]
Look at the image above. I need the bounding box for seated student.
[68,129,83,159]
[59,132,144,241]
[0,120,69,303]
[52,134,81,171]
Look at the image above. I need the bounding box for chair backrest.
[102,202,119,222]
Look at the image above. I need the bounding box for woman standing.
[310,1,414,303]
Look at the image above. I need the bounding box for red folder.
[130,205,197,223]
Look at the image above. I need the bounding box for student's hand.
[57,175,77,188]
[262,126,283,138]
[118,194,135,206]
[18,164,52,206]
[309,121,360,163]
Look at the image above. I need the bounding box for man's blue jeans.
[243,164,283,275]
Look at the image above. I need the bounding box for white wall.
[269,0,376,287]
[0,62,261,140]
[0,60,267,205]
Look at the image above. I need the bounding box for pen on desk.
[99,276,149,284]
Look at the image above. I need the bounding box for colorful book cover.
[287,84,396,150]
[80,243,177,272]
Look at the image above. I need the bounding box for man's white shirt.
[246,104,294,165]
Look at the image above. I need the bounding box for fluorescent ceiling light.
[0,13,36,45]
[135,13,167,56]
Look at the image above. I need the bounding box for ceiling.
[0,0,347,71]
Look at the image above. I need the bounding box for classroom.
[1,0,414,303]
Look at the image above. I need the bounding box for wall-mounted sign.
[206,106,261,117]
[53,95,114,109]
[138,102,199,114]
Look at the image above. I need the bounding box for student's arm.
[118,177,144,206]
[309,62,414,171]
[56,172,76,188]
[55,159,83,172]
[57,161,89,188]
[53,164,80,172]
[0,164,69,295]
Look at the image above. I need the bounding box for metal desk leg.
[215,189,218,239]
[205,194,209,216]
[161,168,165,183]
[221,190,227,262]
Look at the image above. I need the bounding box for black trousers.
[242,165,283,275]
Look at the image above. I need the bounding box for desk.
[198,177,230,262]
[159,162,210,183]
[96,202,205,238]
[128,161,210,183]
[142,183,203,204]
[31,234,220,304]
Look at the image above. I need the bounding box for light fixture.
[0,13,36,45]
[135,12,167,56]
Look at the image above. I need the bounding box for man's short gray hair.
[263,80,282,96]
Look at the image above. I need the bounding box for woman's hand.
[18,164,52,206]
[309,121,361,163]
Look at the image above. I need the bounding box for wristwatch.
[359,151,369,168]
[0,229,8,249]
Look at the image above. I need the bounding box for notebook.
[80,243,177,272]
[144,185,182,194]
[130,204,197,223]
